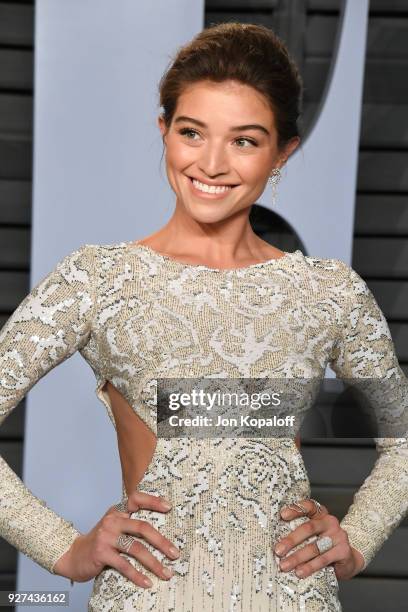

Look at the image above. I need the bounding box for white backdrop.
[18,1,205,610]
[17,0,368,610]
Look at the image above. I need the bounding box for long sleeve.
[329,262,408,571]
[0,243,97,575]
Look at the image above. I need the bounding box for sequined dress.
[1,242,408,612]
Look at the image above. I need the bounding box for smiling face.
[158,79,299,224]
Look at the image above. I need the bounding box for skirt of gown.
[87,437,342,612]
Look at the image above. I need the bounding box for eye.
[235,137,258,148]
[178,127,200,140]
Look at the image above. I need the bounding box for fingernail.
[161,500,172,510]
[275,544,286,555]
[169,546,180,558]
[143,577,152,587]
[162,567,173,578]
[296,568,304,577]
[281,508,291,518]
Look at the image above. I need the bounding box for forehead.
[174,79,275,128]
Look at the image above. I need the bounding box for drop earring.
[268,168,281,205]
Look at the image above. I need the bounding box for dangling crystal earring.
[268,168,281,205]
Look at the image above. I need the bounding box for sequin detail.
[0,241,407,611]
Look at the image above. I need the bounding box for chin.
[187,208,231,224]
[188,200,250,223]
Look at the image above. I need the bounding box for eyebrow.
[174,115,270,136]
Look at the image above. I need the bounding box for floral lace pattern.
[0,241,407,611]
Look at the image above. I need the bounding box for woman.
[1,23,407,612]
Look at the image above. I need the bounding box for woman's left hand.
[274,499,366,581]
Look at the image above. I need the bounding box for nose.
[197,140,230,179]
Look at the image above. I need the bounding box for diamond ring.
[316,535,333,554]
[287,499,323,518]
[308,498,323,518]
[116,533,137,553]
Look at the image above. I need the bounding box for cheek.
[166,143,196,171]
[238,155,271,183]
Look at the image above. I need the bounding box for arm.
[0,244,97,575]
[329,263,408,571]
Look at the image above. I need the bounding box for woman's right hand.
[52,491,180,588]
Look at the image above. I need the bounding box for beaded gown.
[0,241,407,612]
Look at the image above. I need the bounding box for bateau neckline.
[122,241,301,272]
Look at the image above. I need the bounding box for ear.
[278,136,301,168]
[157,114,167,145]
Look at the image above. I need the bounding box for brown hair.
[158,22,303,151]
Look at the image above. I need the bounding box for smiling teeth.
[192,179,232,194]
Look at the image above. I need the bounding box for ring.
[287,501,308,514]
[116,533,137,553]
[308,498,323,518]
[114,500,129,513]
[287,499,323,518]
[316,535,333,554]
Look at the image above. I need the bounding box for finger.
[294,541,350,578]
[127,491,173,513]
[115,535,174,581]
[275,514,338,557]
[103,550,154,588]
[280,499,328,521]
[278,532,338,572]
[120,517,181,560]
